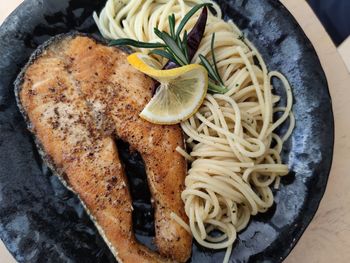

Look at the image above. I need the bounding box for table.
[1,0,350,262]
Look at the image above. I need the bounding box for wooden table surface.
[1,0,350,262]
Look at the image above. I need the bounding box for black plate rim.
[264,2,335,262]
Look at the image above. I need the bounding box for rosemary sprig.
[154,28,188,65]
[109,39,165,48]
[199,55,219,82]
[110,3,211,66]
[199,33,228,94]
[109,3,228,94]
[175,3,211,39]
[168,14,176,39]
[211,33,224,86]
[150,49,177,64]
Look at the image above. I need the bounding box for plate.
[0,0,334,262]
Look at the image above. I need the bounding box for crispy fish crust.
[16,33,192,263]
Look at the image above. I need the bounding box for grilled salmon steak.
[15,33,192,263]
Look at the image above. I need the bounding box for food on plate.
[14,0,295,262]
[127,53,208,124]
[15,33,192,262]
[94,0,295,262]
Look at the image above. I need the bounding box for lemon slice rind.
[127,53,208,125]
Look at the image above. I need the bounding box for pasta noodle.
[94,1,294,262]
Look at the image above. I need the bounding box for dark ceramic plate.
[0,0,334,262]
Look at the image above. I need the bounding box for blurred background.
[309,0,350,46]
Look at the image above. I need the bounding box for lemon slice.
[127,53,208,125]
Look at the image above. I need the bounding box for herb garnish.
[109,3,228,94]
[199,33,228,93]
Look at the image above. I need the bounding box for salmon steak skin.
[15,32,192,263]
